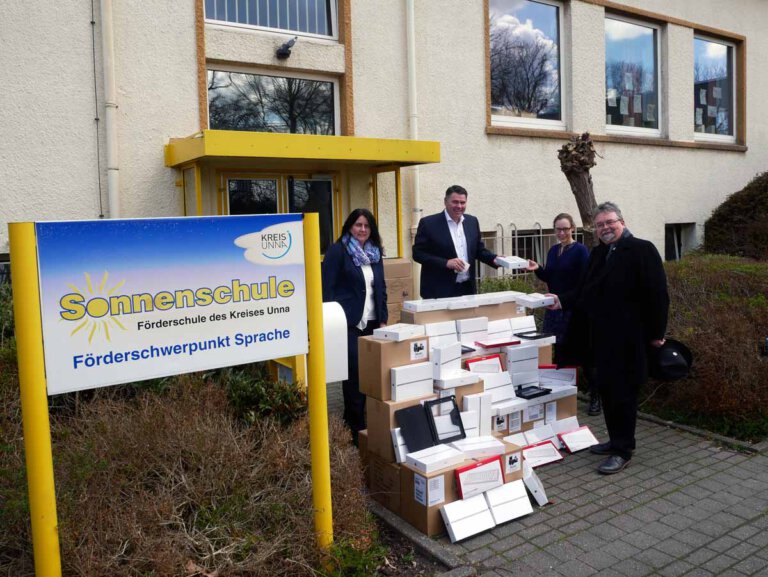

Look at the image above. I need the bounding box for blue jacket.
[412,212,497,298]
[321,241,388,327]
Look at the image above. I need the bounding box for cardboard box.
[359,334,430,401]
[366,394,436,462]
[368,453,401,515]
[481,301,525,321]
[501,440,524,483]
[400,461,465,537]
[383,257,412,279]
[400,307,480,325]
[539,345,553,365]
[386,276,412,304]
[451,379,485,412]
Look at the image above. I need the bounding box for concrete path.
[328,384,768,576]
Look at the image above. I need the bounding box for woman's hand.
[526,259,540,271]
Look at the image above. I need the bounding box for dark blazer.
[321,241,388,327]
[559,235,669,386]
[412,212,497,298]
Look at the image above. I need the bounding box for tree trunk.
[558,133,599,247]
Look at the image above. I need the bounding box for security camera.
[276,36,298,59]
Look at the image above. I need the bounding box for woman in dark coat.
[322,208,388,442]
[527,213,598,413]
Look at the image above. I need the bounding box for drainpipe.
[100,0,120,217]
[406,0,422,297]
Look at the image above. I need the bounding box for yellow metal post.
[8,223,62,577]
[302,213,334,549]
[395,167,403,258]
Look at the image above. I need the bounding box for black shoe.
[589,441,615,455]
[588,395,602,416]
[598,455,630,475]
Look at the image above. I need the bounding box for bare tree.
[558,133,599,247]
[490,20,559,117]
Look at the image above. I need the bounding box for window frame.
[206,65,341,136]
[693,33,737,144]
[204,0,339,41]
[604,12,663,138]
[488,0,568,132]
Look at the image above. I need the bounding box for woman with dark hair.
[322,208,388,443]
[527,213,599,414]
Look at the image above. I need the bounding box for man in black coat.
[413,185,499,298]
[551,202,669,475]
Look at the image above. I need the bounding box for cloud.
[605,18,653,42]
[234,221,305,266]
[492,13,557,53]
[705,41,728,59]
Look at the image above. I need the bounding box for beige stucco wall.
[1,0,766,258]
[351,0,768,254]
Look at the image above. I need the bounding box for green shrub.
[479,273,543,294]
[639,252,768,441]
[0,282,14,349]
[704,170,768,259]
[220,363,307,425]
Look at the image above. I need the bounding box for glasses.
[594,219,620,229]
[555,227,573,233]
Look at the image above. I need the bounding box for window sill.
[486,125,747,152]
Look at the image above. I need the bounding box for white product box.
[391,428,409,463]
[558,426,599,453]
[406,444,465,474]
[503,432,528,448]
[447,295,479,310]
[496,256,530,270]
[460,410,479,437]
[474,336,521,351]
[374,322,426,342]
[440,494,496,543]
[431,341,462,379]
[456,316,488,345]
[455,457,504,499]
[538,367,578,387]
[523,461,549,506]
[487,318,513,339]
[515,293,556,309]
[550,416,580,436]
[523,423,558,447]
[510,315,537,333]
[492,396,527,417]
[493,291,525,303]
[522,440,563,468]
[450,435,506,460]
[505,345,539,374]
[435,369,481,390]
[463,392,493,436]
[391,362,434,401]
[512,370,539,388]
[483,371,516,403]
[466,354,503,374]
[425,320,458,349]
[484,480,534,524]
[402,299,446,312]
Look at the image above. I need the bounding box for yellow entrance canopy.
[164,130,440,168]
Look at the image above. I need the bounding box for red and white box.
[454,455,504,499]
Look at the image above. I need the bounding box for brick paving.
[327,385,768,576]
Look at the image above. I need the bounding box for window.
[489,0,564,130]
[207,69,337,135]
[694,36,735,141]
[664,223,697,261]
[605,15,660,136]
[204,0,337,38]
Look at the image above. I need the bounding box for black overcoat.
[559,235,669,386]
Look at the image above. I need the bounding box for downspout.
[100,0,120,217]
[406,0,422,297]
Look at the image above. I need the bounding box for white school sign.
[35,214,308,394]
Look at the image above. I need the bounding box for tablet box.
[359,334,430,401]
[373,322,426,342]
[368,453,401,515]
[454,455,504,499]
[457,316,488,345]
[366,394,437,462]
[463,391,493,436]
[400,307,479,325]
[450,435,506,460]
[440,493,496,543]
[484,479,533,525]
[505,345,539,374]
[496,256,529,270]
[406,444,466,474]
[431,341,462,379]
[425,320,458,349]
[402,299,446,312]
[400,461,465,537]
[391,362,434,401]
[515,293,556,309]
[435,369,480,390]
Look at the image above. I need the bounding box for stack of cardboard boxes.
[357,293,580,539]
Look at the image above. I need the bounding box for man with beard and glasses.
[547,202,669,474]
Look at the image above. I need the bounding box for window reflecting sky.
[605,18,655,91]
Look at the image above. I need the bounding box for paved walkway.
[326,383,768,577]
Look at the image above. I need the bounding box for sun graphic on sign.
[66,271,128,344]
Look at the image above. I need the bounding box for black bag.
[649,338,693,381]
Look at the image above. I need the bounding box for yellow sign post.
[9,222,62,577]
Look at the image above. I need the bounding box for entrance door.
[224,173,335,253]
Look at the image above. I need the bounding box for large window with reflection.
[694,36,735,141]
[205,0,336,38]
[489,0,564,130]
[605,16,660,136]
[208,70,337,135]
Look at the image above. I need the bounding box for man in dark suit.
[551,202,669,475]
[413,185,500,298]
